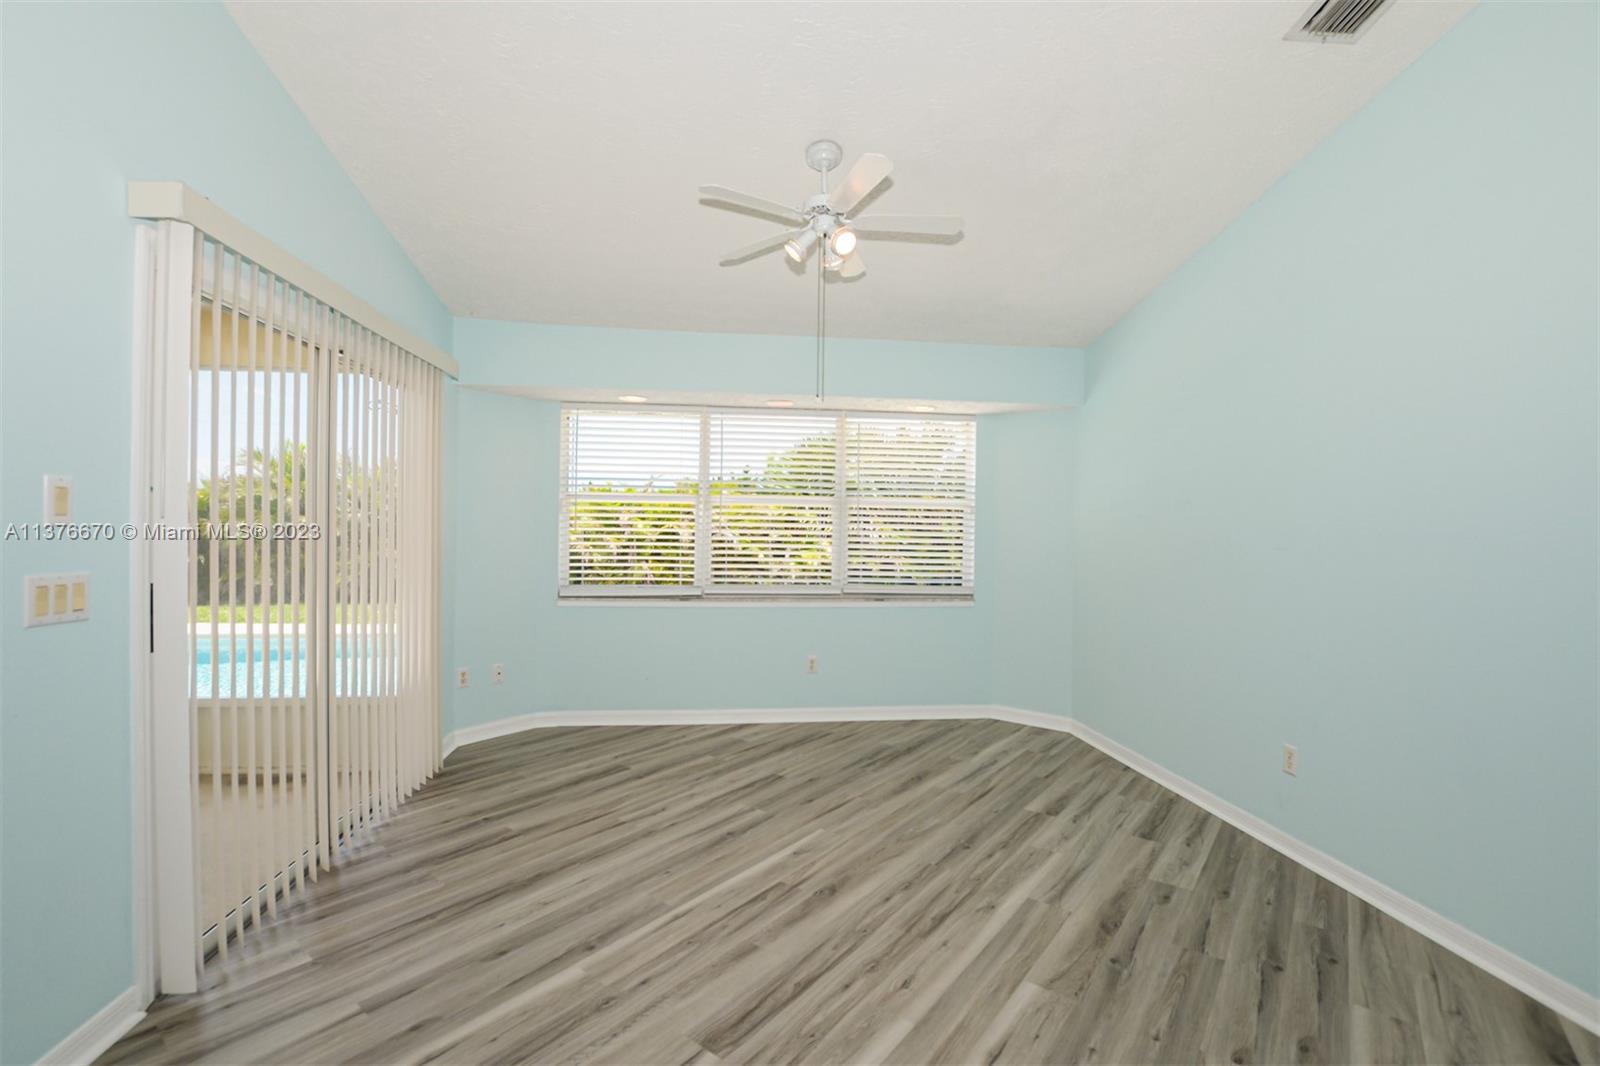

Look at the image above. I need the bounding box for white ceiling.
[228,1,1472,348]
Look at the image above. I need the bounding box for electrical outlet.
[456,667,469,689]
[492,663,505,685]
[1282,744,1298,776]
[806,654,818,674]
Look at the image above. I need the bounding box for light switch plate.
[42,475,72,523]
[23,572,89,627]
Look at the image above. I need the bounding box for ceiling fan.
[698,139,963,280]
[698,140,962,399]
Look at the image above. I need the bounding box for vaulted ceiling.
[229,1,1472,347]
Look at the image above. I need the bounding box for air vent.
[1285,0,1394,42]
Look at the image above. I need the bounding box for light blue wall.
[0,4,451,1061]
[447,322,1082,727]
[454,319,1083,406]
[8,0,1589,1057]
[1076,2,1598,997]
[989,411,1075,717]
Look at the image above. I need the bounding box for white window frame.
[557,404,976,602]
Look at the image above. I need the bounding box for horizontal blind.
[844,416,976,593]
[708,412,837,588]
[561,408,700,588]
[559,405,975,597]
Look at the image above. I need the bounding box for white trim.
[35,986,145,1066]
[562,400,979,423]
[125,181,457,378]
[468,383,1072,417]
[145,221,202,993]
[555,593,975,608]
[439,703,1600,1035]
[128,226,157,1006]
[444,704,998,753]
[986,707,1600,1036]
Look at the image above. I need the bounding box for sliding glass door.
[183,232,442,960]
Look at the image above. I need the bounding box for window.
[560,405,976,599]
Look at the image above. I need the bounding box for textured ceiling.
[227,1,1472,348]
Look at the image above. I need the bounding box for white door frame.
[130,220,202,998]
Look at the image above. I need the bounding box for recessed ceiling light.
[910,405,938,413]
[618,394,648,403]
[765,399,795,408]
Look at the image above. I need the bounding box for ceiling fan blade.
[698,185,805,223]
[826,154,893,215]
[718,230,794,265]
[834,248,866,279]
[851,214,964,238]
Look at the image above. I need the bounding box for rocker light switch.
[43,475,72,522]
[23,572,89,627]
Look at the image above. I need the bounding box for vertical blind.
[189,234,443,959]
[560,405,976,596]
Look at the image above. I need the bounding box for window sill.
[556,594,975,608]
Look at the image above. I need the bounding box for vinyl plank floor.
[100,720,1595,1066]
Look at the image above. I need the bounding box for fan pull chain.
[816,246,826,400]
[816,157,828,400]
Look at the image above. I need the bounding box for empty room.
[1,1,1596,1063]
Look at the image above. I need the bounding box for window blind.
[559,406,976,598]
[709,412,838,589]
[560,408,700,587]
[844,416,976,592]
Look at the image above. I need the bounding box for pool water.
[194,634,382,699]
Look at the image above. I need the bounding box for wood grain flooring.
[100,720,1599,1065]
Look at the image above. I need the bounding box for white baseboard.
[444,704,998,756]
[439,703,1598,1035]
[986,706,1600,1036]
[36,985,145,1066]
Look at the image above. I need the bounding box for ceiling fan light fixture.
[700,142,960,403]
[783,228,817,263]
